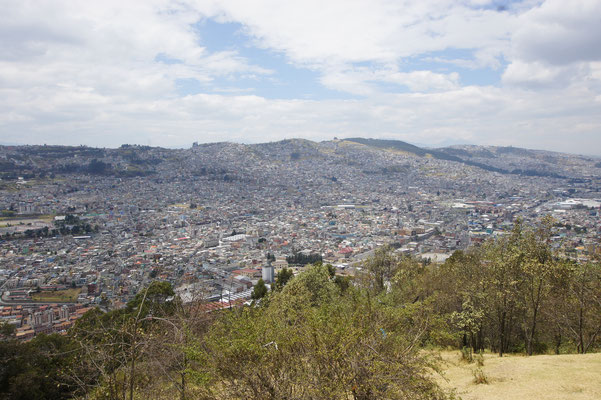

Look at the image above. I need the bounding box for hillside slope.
[1,138,599,185]
[439,351,601,400]
[344,138,593,178]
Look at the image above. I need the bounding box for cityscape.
[1,138,600,341]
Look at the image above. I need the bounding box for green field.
[0,214,54,223]
[438,351,601,400]
[30,288,81,303]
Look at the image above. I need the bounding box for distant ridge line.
[343,137,567,179]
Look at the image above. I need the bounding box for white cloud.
[503,0,601,90]
[208,0,517,67]
[319,66,460,95]
[511,0,601,66]
[0,0,270,95]
[385,71,460,92]
[0,0,600,155]
[197,0,516,95]
[502,61,576,88]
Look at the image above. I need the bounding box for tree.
[333,275,351,292]
[87,159,111,175]
[194,264,450,400]
[450,299,484,362]
[548,260,601,353]
[0,322,15,338]
[325,263,336,278]
[251,279,268,300]
[519,217,554,355]
[286,251,322,266]
[70,282,176,399]
[483,222,525,356]
[272,268,294,291]
[126,280,175,318]
[390,255,426,304]
[364,246,397,293]
[0,334,81,399]
[142,294,214,400]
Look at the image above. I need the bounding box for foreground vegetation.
[0,217,600,399]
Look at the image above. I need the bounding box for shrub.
[472,367,489,384]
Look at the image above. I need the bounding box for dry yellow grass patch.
[31,288,81,302]
[338,140,366,148]
[438,351,601,400]
[169,203,189,208]
[382,148,414,156]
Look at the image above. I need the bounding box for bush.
[460,346,473,363]
[472,367,489,384]
[475,352,484,367]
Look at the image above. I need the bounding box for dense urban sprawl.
[1,138,600,340]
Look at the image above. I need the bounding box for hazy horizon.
[2,137,600,159]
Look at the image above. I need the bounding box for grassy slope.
[438,351,601,400]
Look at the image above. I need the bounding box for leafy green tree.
[0,334,81,400]
[451,299,484,362]
[333,275,351,292]
[364,246,397,293]
[286,251,322,266]
[430,248,486,349]
[519,216,555,355]
[283,263,339,307]
[482,222,526,356]
[0,322,15,338]
[390,255,427,304]
[548,260,601,353]
[272,267,294,291]
[251,279,268,300]
[126,280,175,318]
[194,264,450,399]
[325,263,336,278]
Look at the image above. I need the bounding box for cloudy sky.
[1,0,600,154]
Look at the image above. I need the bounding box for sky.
[1,0,600,155]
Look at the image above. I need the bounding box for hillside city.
[1,138,600,340]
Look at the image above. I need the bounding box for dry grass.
[168,203,189,208]
[437,350,601,400]
[31,288,81,302]
[0,215,54,223]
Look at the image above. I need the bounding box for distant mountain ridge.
[343,138,568,179]
[0,138,599,183]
